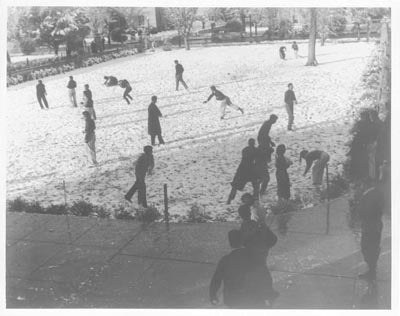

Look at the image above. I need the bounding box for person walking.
[255,145,271,196]
[124,145,154,208]
[118,79,133,104]
[67,76,77,107]
[275,144,292,201]
[300,149,330,186]
[174,60,188,91]
[36,80,49,109]
[284,83,297,131]
[204,85,244,120]
[82,111,97,166]
[227,139,259,204]
[279,46,286,60]
[257,114,278,162]
[148,96,165,146]
[83,84,96,120]
[291,41,299,58]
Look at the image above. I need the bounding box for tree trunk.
[321,32,325,46]
[366,20,371,42]
[357,23,361,41]
[306,8,318,66]
[184,33,190,50]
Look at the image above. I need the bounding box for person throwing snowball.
[300,149,330,186]
[118,79,133,104]
[203,85,244,120]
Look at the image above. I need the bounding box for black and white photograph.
[2,0,398,312]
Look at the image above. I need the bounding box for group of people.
[279,41,299,60]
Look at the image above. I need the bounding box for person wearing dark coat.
[279,46,286,60]
[227,139,259,204]
[275,144,292,200]
[118,79,133,104]
[36,80,49,109]
[255,146,271,195]
[257,114,278,162]
[175,60,188,91]
[125,146,154,207]
[82,111,97,165]
[284,83,297,131]
[148,96,165,146]
[82,84,96,120]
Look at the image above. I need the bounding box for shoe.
[124,195,132,203]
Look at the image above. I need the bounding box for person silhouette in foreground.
[204,85,244,120]
[125,145,154,208]
[227,138,259,204]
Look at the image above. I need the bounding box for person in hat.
[82,111,97,166]
[125,145,154,207]
[300,149,330,186]
[174,60,188,91]
[148,96,165,146]
[204,85,244,120]
[67,76,77,107]
[36,80,49,109]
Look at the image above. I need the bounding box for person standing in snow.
[125,145,154,208]
[255,145,271,196]
[292,41,299,58]
[67,76,77,107]
[118,79,133,104]
[203,85,244,120]
[300,149,330,186]
[279,46,286,60]
[82,84,96,120]
[275,144,292,201]
[175,60,188,91]
[82,111,97,166]
[227,139,259,204]
[36,80,49,110]
[284,83,297,131]
[257,114,278,162]
[148,96,165,146]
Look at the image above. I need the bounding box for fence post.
[163,184,169,223]
[325,164,330,234]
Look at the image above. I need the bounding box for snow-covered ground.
[6,42,374,221]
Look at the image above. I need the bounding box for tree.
[306,8,318,66]
[165,8,198,50]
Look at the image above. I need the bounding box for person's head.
[210,85,216,91]
[228,229,243,249]
[248,138,256,147]
[270,114,278,123]
[276,144,286,155]
[38,80,42,84]
[143,145,153,155]
[82,111,90,119]
[69,76,73,80]
[174,60,178,64]
[151,95,157,103]
[241,193,255,207]
[299,149,308,163]
[288,83,293,90]
[84,84,89,90]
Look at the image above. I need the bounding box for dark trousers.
[126,177,147,207]
[151,133,165,146]
[285,103,294,130]
[361,231,381,274]
[123,87,133,104]
[37,94,49,109]
[259,170,270,195]
[176,74,188,90]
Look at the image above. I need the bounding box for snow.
[6,42,374,221]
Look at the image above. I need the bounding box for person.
[125,146,154,208]
[83,84,96,120]
[148,96,165,146]
[82,111,97,166]
[104,76,118,87]
[118,79,133,104]
[300,149,330,186]
[275,144,292,200]
[227,139,259,204]
[257,114,278,161]
[67,76,77,107]
[357,172,386,282]
[284,83,297,131]
[90,41,97,54]
[368,110,384,180]
[36,80,49,109]
[174,60,188,91]
[255,145,271,196]
[204,85,244,120]
[209,229,278,308]
[292,41,299,58]
[279,46,286,60]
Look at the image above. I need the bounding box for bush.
[70,200,95,217]
[135,205,161,222]
[45,204,69,215]
[19,39,36,55]
[115,205,135,220]
[187,204,212,223]
[7,197,31,212]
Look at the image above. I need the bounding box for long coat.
[148,102,162,135]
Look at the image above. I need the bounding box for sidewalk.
[6,197,391,308]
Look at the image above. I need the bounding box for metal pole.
[325,164,330,234]
[164,184,169,223]
[249,15,252,37]
[63,179,73,244]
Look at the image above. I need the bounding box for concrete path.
[6,197,391,309]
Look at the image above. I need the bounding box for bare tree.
[165,8,198,50]
[306,8,318,66]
